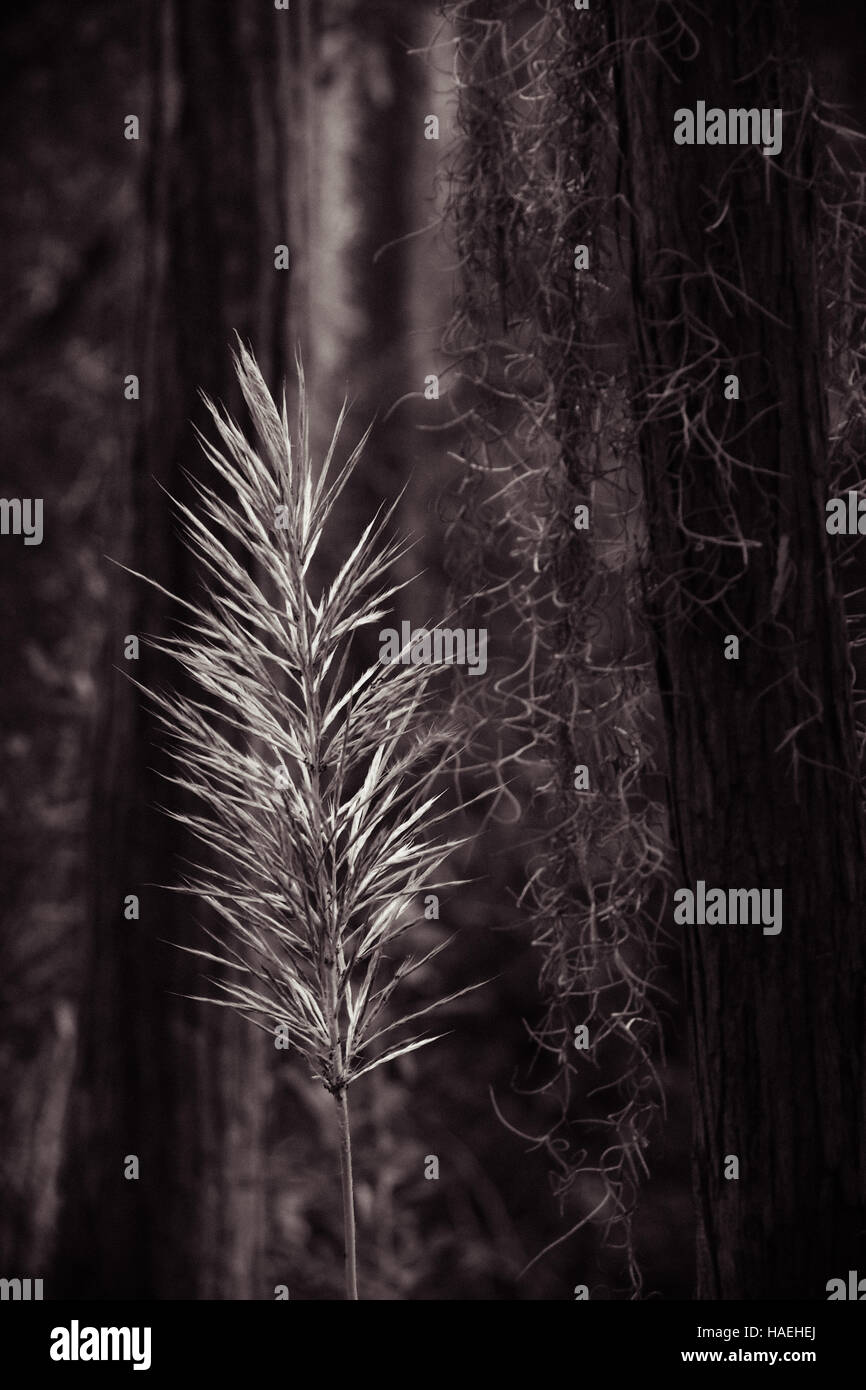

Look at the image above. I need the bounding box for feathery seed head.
[131,340,477,1094]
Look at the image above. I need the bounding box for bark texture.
[611,0,866,1299]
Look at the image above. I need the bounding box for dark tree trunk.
[55,0,294,1299]
[309,0,423,512]
[610,0,866,1298]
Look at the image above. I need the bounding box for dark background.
[1,0,864,1301]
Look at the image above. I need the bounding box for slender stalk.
[334,1086,359,1300]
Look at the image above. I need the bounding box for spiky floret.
[126,340,477,1097]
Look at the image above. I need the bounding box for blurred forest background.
[1,0,866,1301]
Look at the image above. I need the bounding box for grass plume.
[126,341,476,1299]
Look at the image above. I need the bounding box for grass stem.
[335,1086,359,1300]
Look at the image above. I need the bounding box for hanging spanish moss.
[439,0,671,1296]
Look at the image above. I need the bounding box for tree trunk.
[611,0,866,1298]
[55,0,294,1299]
[309,0,424,526]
